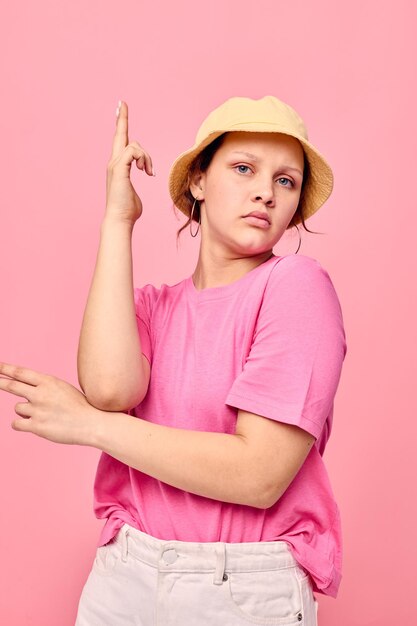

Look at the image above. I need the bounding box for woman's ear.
[189,171,205,200]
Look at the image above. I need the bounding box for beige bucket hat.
[168,95,334,225]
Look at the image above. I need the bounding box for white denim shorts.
[75,522,319,625]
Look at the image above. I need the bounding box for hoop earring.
[293,223,301,254]
[190,197,201,238]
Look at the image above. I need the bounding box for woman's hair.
[171,132,320,241]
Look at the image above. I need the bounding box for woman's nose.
[252,182,275,205]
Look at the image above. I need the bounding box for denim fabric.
[75,523,319,625]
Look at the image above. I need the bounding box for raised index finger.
[0,362,44,386]
[110,100,129,160]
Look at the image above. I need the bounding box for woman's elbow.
[244,478,284,510]
[82,386,145,412]
[251,490,281,510]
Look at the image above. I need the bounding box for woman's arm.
[77,217,149,411]
[77,101,154,412]
[1,362,313,509]
[91,407,314,509]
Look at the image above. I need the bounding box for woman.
[0,95,347,625]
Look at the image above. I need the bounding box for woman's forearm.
[77,217,147,410]
[91,411,270,509]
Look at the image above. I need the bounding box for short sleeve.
[133,284,156,365]
[225,255,347,440]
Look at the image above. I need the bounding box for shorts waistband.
[113,523,304,585]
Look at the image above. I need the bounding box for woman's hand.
[105,100,156,225]
[0,362,101,446]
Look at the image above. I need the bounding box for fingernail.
[152,166,156,176]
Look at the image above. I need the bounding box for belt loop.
[121,525,129,562]
[213,543,227,585]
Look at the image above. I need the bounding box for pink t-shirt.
[93,253,347,598]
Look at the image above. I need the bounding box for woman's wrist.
[77,404,108,447]
[101,213,137,233]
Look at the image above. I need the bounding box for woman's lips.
[242,215,271,229]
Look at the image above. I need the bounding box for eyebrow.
[230,151,303,176]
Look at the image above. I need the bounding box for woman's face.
[190,131,304,256]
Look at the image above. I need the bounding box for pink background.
[1,1,416,624]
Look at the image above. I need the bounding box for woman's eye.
[235,164,251,174]
[277,177,294,187]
